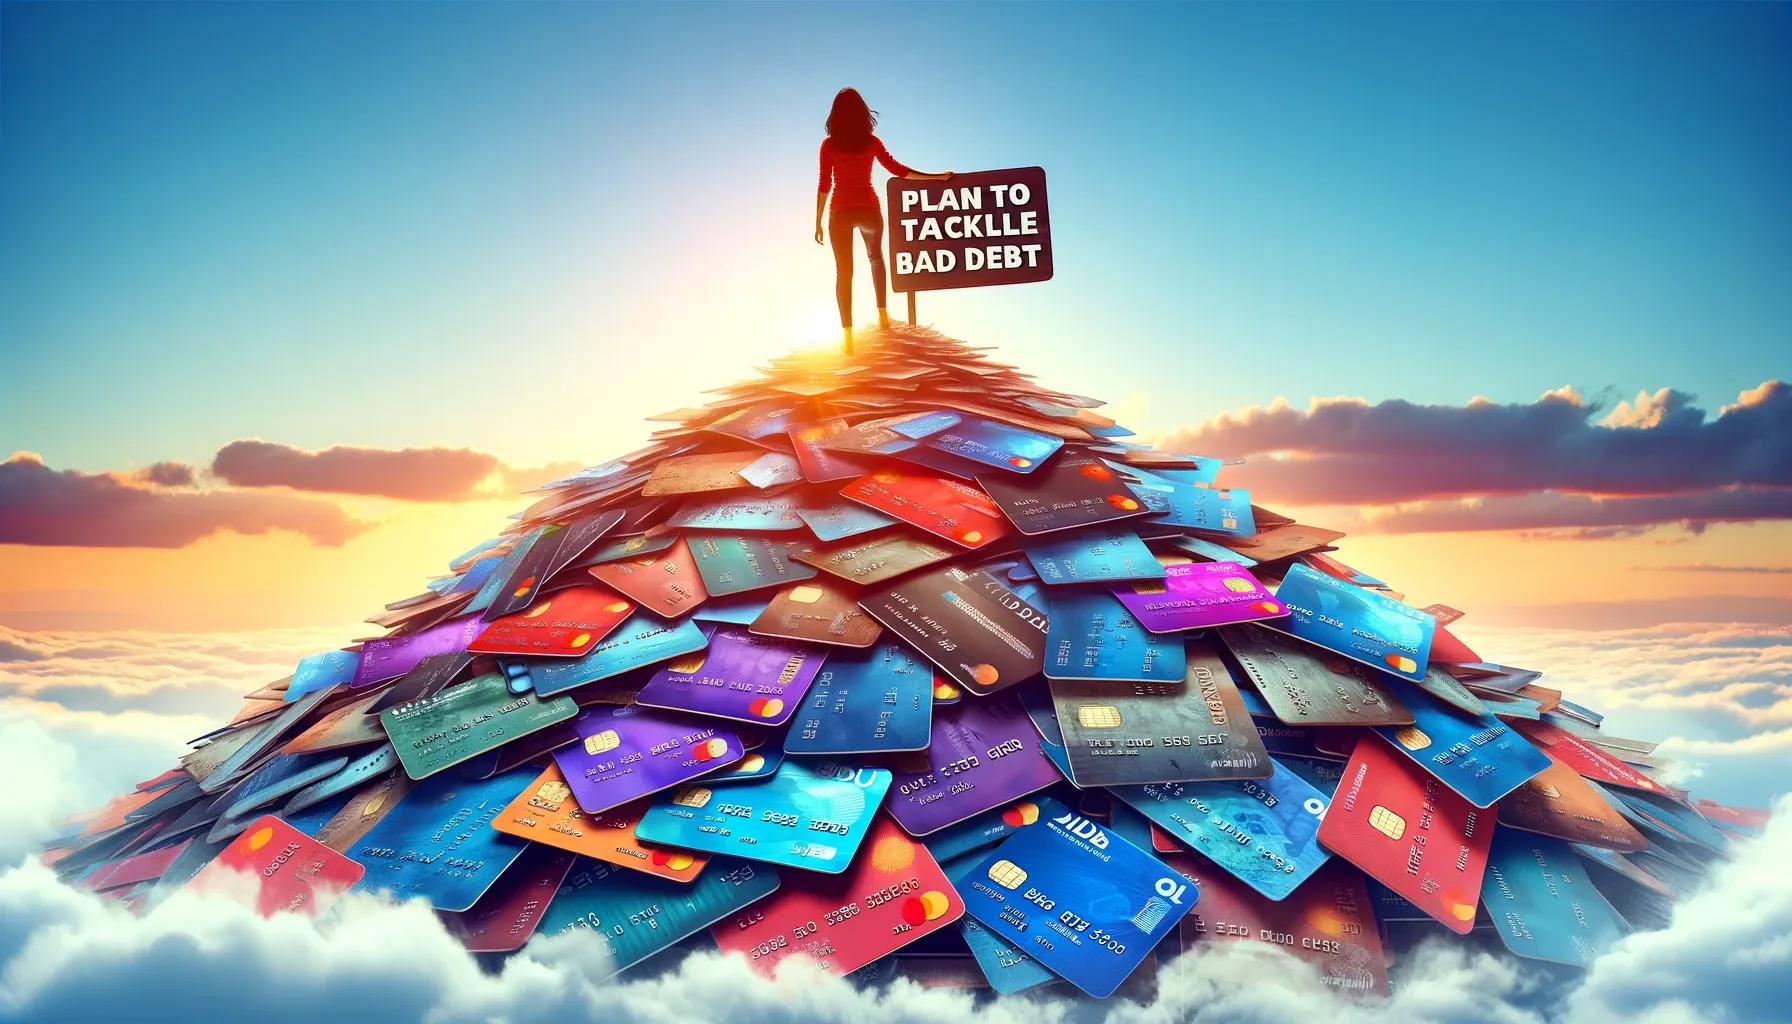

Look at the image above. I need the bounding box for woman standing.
[815,88,950,349]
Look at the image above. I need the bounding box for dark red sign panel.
[887,166,1052,293]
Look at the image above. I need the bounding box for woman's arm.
[904,169,954,181]
[814,191,827,245]
[873,137,952,182]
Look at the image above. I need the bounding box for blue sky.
[4,2,1787,471]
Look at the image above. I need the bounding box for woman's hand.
[814,224,824,244]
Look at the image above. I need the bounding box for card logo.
[1131,896,1173,931]
[1052,812,1110,849]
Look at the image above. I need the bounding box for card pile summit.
[45,325,1766,997]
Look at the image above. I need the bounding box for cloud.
[135,462,195,488]
[210,440,581,503]
[1639,564,1792,575]
[1162,382,1791,534]
[0,453,366,548]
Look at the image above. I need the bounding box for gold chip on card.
[585,729,621,755]
[1369,805,1407,841]
[1077,704,1123,729]
[988,859,1028,890]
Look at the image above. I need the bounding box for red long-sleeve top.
[818,135,912,213]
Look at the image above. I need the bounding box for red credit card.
[467,584,636,657]
[1152,823,1180,854]
[1168,853,1389,995]
[1427,624,1481,664]
[85,838,194,892]
[710,815,963,976]
[1317,734,1492,934]
[440,843,577,953]
[840,469,1011,550]
[1510,718,1670,796]
[188,815,366,917]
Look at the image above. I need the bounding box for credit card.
[1269,563,1435,683]
[187,815,365,917]
[1172,854,1387,994]
[552,704,743,813]
[218,752,350,826]
[692,592,775,626]
[1216,624,1415,727]
[1375,685,1550,808]
[543,509,627,580]
[1112,562,1283,632]
[922,415,1063,473]
[1510,718,1673,797]
[961,801,1194,998]
[1166,536,1258,567]
[537,856,780,977]
[841,468,1012,549]
[195,686,338,794]
[667,494,808,532]
[311,770,414,853]
[1316,733,1492,933]
[703,744,785,784]
[580,532,678,567]
[750,581,884,648]
[936,852,1060,995]
[791,531,959,587]
[352,615,485,687]
[281,743,399,816]
[348,767,534,911]
[366,650,479,715]
[861,565,1047,697]
[923,799,1045,862]
[789,419,871,483]
[886,693,1064,835]
[739,451,804,488]
[641,450,759,497]
[711,816,963,976]
[1113,465,1256,537]
[708,398,810,448]
[479,524,567,621]
[465,527,547,616]
[1048,641,1272,786]
[1481,829,1629,965]
[440,843,577,953]
[635,760,893,873]
[976,452,1150,537]
[688,534,819,597]
[1042,589,1186,683]
[467,584,635,657]
[281,693,388,754]
[634,627,825,726]
[784,640,935,755]
[1275,753,1347,797]
[492,765,708,882]
[1022,528,1165,585]
[287,649,359,703]
[381,672,579,780]
[1222,523,1343,563]
[588,538,708,617]
[1493,759,1649,853]
[529,612,709,697]
[796,500,899,542]
[1111,759,1331,901]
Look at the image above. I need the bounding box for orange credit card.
[491,763,707,882]
[641,450,761,497]
[1496,753,1648,852]
[840,468,1011,549]
[467,584,636,657]
[588,538,709,617]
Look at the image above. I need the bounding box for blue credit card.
[1110,759,1331,901]
[962,799,1194,997]
[287,649,359,702]
[1612,789,1732,854]
[1270,563,1435,683]
[795,500,899,542]
[1374,686,1550,808]
[784,641,935,755]
[1481,830,1629,966]
[1111,464,1256,537]
[281,743,399,815]
[442,555,503,596]
[667,494,807,532]
[702,743,785,784]
[537,856,780,977]
[922,797,1053,863]
[691,593,775,625]
[634,760,893,873]
[1166,536,1257,568]
[1022,528,1166,585]
[348,767,534,911]
[465,526,547,615]
[942,852,1060,995]
[1106,801,1157,853]
[1042,590,1186,683]
[1274,754,1346,797]
[923,415,1064,474]
[1235,683,1275,717]
[529,611,709,696]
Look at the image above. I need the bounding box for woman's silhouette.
[815,88,950,350]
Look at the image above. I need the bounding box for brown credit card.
[1224,524,1346,562]
[1496,754,1648,852]
[640,450,761,497]
[1171,854,1389,996]
[587,537,708,617]
[490,766,708,883]
[749,581,884,648]
[280,693,388,754]
[791,531,958,587]
[1215,623,1415,727]
[860,565,1046,696]
[975,451,1152,537]
[312,770,415,853]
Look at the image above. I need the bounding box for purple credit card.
[886,691,1064,835]
[353,615,485,687]
[552,704,744,814]
[1110,562,1286,633]
[633,627,825,727]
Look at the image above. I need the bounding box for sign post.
[887,166,1053,325]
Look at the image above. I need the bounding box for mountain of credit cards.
[47,326,1768,1000]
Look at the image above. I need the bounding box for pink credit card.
[1110,561,1283,632]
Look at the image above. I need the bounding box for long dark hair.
[826,88,877,153]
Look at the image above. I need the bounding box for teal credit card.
[537,855,780,976]
[634,759,893,873]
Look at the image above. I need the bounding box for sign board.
[887,166,1052,294]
